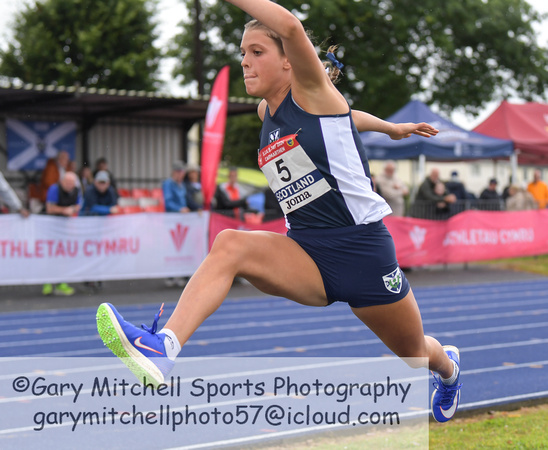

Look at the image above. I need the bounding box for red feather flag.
[200,65,230,210]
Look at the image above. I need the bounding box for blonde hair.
[324,45,343,84]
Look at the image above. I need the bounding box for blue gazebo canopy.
[360,100,514,160]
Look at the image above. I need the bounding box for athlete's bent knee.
[210,229,253,261]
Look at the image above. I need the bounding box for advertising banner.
[385,209,548,267]
[1,209,547,285]
[208,213,287,250]
[0,212,209,285]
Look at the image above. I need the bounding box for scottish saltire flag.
[6,119,76,171]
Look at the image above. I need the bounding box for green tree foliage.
[172,0,547,116]
[171,0,547,166]
[0,0,162,90]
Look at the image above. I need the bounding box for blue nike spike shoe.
[96,302,174,386]
[431,345,462,423]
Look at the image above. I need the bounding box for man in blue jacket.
[163,161,201,213]
[80,170,119,216]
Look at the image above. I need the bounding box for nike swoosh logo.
[134,336,164,355]
[440,391,459,419]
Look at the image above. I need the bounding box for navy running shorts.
[287,220,410,308]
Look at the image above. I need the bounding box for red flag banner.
[201,65,230,210]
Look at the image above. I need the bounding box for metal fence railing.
[409,199,506,220]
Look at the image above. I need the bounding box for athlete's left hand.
[389,122,439,140]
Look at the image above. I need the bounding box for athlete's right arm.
[225,0,325,87]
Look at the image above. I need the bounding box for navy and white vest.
[258,91,391,229]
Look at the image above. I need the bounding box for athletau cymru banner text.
[1,210,548,285]
[384,209,548,267]
[0,212,209,285]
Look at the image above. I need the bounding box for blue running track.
[1,278,547,448]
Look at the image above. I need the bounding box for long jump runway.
[1,277,547,447]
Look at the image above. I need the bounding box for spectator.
[43,171,81,296]
[214,167,249,220]
[527,169,548,209]
[0,171,30,217]
[479,178,503,211]
[411,168,456,219]
[370,173,382,197]
[445,171,467,201]
[375,160,408,217]
[39,150,71,204]
[183,164,204,211]
[78,165,94,193]
[93,157,118,192]
[45,171,81,217]
[80,171,119,216]
[506,185,538,211]
[162,161,198,288]
[444,170,469,215]
[163,161,200,213]
[502,176,513,202]
[263,187,284,221]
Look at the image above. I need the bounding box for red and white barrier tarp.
[210,211,548,268]
[0,212,209,285]
[1,210,546,286]
[208,213,287,249]
[385,209,548,267]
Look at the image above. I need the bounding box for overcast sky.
[0,0,546,128]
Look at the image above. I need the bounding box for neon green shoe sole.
[96,303,173,387]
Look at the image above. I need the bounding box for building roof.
[0,79,259,125]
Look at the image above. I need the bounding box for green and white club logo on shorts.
[383,267,402,294]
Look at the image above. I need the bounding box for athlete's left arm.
[351,110,438,140]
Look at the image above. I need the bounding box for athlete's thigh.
[233,230,328,307]
[351,289,427,358]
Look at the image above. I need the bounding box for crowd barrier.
[409,199,506,221]
[0,210,546,285]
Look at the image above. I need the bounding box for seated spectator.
[80,171,120,216]
[0,170,30,217]
[163,161,201,213]
[45,171,82,217]
[43,171,81,296]
[375,160,408,217]
[411,168,456,219]
[214,167,249,220]
[506,185,538,211]
[527,169,548,209]
[39,150,71,205]
[479,178,503,210]
[183,164,204,211]
[93,157,118,192]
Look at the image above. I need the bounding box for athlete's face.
[240,29,290,98]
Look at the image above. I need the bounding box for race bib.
[258,134,332,214]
